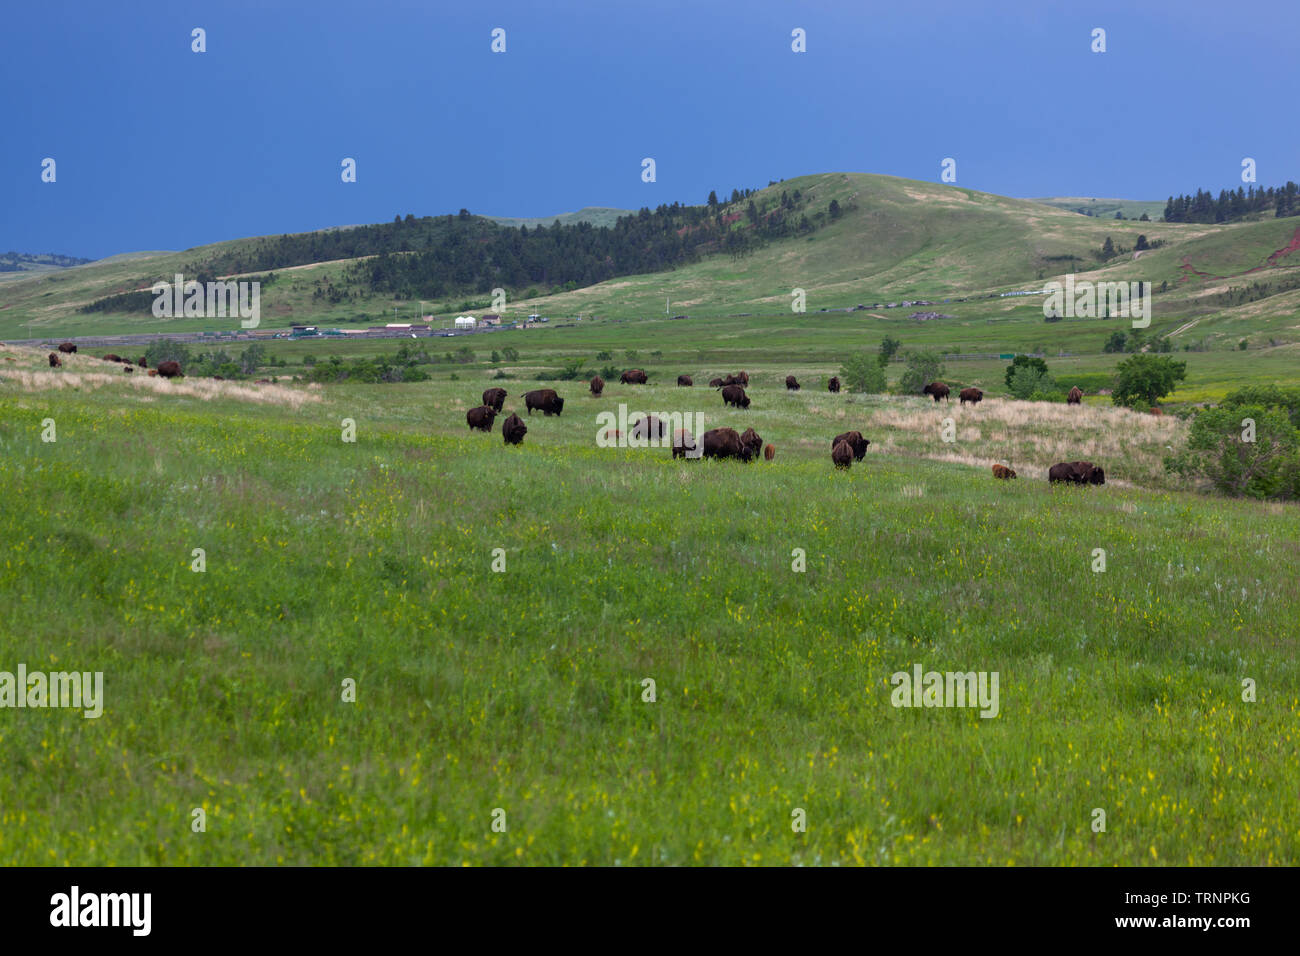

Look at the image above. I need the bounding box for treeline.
[1163,183,1300,223]
[79,272,279,314]
[0,251,94,272]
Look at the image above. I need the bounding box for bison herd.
[459,369,1104,484]
[44,348,178,378]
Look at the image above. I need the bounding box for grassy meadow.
[1,346,1297,865]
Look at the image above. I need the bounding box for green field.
[1,345,1297,865]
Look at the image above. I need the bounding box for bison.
[155,361,183,378]
[482,387,507,412]
[102,354,123,363]
[923,382,950,403]
[763,443,776,461]
[720,374,740,387]
[48,352,62,368]
[736,371,749,386]
[700,427,754,462]
[721,384,750,409]
[466,405,497,431]
[739,427,763,461]
[124,366,134,374]
[708,377,725,388]
[785,375,800,391]
[959,387,983,406]
[827,376,841,393]
[677,374,693,387]
[147,369,159,377]
[991,464,1017,480]
[524,388,564,416]
[832,430,870,461]
[137,357,148,368]
[631,415,668,442]
[671,428,697,459]
[501,413,527,445]
[590,375,604,397]
[57,342,77,354]
[831,440,853,469]
[620,369,648,385]
[1049,461,1105,485]
[1067,386,1083,405]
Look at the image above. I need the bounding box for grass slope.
[1,360,1296,865]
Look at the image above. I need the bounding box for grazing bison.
[48,352,62,368]
[501,413,527,445]
[620,369,648,385]
[254,378,272,384]
[1150,406,1164,416]
[482,387,507,412]
[923,382,950,403]
[785,375,800,391]
[671,428,697,459]
[1067,386,1083,405]
[832,430,870,461]
[721,384,750,409]
[959,387,983,406]
[466,405,497,431]
[102,354,123,363]
[677,374,693,387]
[739,427,763,461]
[147,369,159,377]
[155,361,183,378]
[1049,461,1105,485]
[991,464,1017,480]
[137,357,148,368]
[737,371,749,386]
[57,342,77,354]
[589,375,604,396]
[831,440,853,469]
[631,415,668,442]
[763,443,776,461]
[700,427,753,462]
[708,377,725,388]
[827,376,841,393]
[124,366,134,374]
[719,374,740,387]
[524,388,564,416]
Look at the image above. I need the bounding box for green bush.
[1222,385,1300,429]
[1008,365,1056,400]
[1004,355,1048,388]
[897,350,946,395]
[838,352,887,394]
[1165,404,1299,499]
[1112,354,1187,408]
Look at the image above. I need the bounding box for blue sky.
[4,0,1298,259]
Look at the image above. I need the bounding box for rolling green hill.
[1030,197,1167,221]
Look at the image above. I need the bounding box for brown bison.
[631,415,668,442]
[701,427,754,462]
[959,387,983,406]
[57,342,77,354]
[736,371,749,386]
[708,377,725,388]
[48,352,62,368]
[1049,460,1106,485]
[1067,386,1083,405]
[832,430,870,461]
[721,384,750,409]
[831,440,853,469]
[677,374,693,387]
[671,428,697,459]
[720,374,740,387]
[524,388,564,416]
[739,427,763,461]
[155,361,183,378]
[147,369,159,377]
[501,413,527,445]
[102,354,123,363]
[590,375,604,396]
[466,405,497,431]
[124,366,134,374]
[991,464,1017,480]
[482,387,507,412]
[923,382,950,403]
[620,369,648,384]
[763,443,776,461]
[137,357,148,368]
[1150,406,1164,416]
[785,375,800,390]
[827,376,841,393]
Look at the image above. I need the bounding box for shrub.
[838,352,887,394]
[897,350,946,395]
[1111,354,1187,408]
[1165,404,1299,499]
[1008,365,1055,400]
[143,341,191,368]
[1004,355,1048,388]
[596,351,612,361]
[1221,385,1300,428]
[501,347,519,362]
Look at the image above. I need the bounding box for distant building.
[454,315,476,330]
[479,315,501,327]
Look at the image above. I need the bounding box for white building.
[454,315,476,330]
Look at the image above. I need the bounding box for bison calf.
[48,352,62,368]
[992,464,1017,480]
[763,443,776,461]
